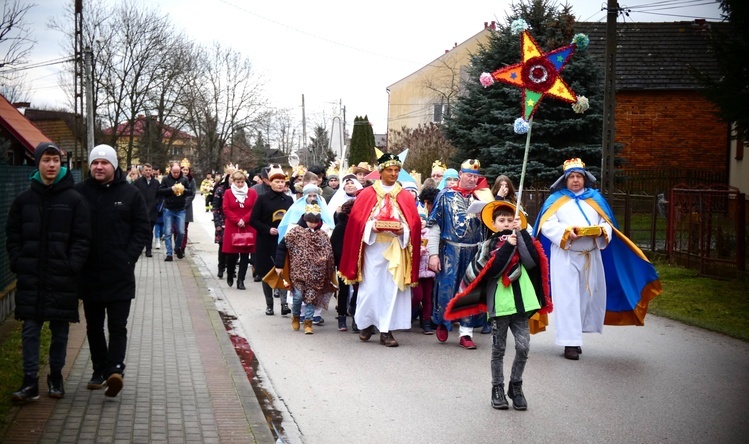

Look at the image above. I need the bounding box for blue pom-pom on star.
[511,19,529,35]
[572,33,589,50]
[513,117,529,134]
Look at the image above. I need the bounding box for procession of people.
[7,145,661,412]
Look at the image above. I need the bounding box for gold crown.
[326,161,339,178]
[180,158,191,168]
[431,160,446,173]
[304,203,322,215]
[223,163,238,174]
[461,159,480,172]
[292,165,307,178]
[563,158,585,171]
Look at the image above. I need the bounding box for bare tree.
[183,41,267,173]
[418,53,467,125]
[388,123,457,179]
[270,107,298,156]
[93,2,181,168]
[0,0,37,100]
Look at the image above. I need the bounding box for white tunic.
[541,194,612,346]
[354,186,413,333]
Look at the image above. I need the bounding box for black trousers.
[83,299,132,377]
[336,278,359,316]
[145,220,156,253]
[226,253,248,280]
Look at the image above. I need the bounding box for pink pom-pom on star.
[479,72,495,88]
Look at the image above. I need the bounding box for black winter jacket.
[157,172,193,211]
[6,169,91,322]
[132,175,160,223]
[75,168,151,302]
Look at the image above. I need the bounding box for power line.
[0,56,74,73]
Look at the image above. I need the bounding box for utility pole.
[84,46,94,178]
[301,94,307,163]
[74,0,84,170]
[601,0,618,199]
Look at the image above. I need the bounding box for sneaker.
[154,240,161,250]
[337,316,348,331]
[436,324,449,343]
[491,384,509,410]
[87,372,106,390]
[312,316,324,325]
[459,335,477,349]
[481,323,492,334]
[11,375,39,402]
[164,255,173,262]
[422,321,434,335]
[105,373,123,397]
[47,373,65,399]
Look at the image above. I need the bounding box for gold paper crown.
[563,158,586,171]
[223,163,238,174]
[431,160,446,173]
[180,158,191,168]
[292,165,307,178]
[304,203,322,215]
[460,159,481,173]
[326,161,339,178]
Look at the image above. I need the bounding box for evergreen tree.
[443,0,604,187]
[348,115,376,166]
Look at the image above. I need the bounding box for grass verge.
[651,262,749,341]
[0,321,50,435]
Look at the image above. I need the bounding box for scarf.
[231,183,248,204]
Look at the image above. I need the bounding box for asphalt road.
[188,197,749,444]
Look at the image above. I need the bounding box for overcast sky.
[20,0,723,137]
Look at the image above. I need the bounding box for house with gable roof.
[0,95,54,166]
[386,20,739,194]
[102,114,195,170]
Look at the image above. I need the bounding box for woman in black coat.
[250,167,292,315]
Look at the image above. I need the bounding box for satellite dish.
[288,153,300,168]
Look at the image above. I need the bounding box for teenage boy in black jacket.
[6,142,91,402]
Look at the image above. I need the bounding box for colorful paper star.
[487,31,578,120]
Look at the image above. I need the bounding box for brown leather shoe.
[359,326,374,342]
[380,332,399,347]
[564,346,580,360]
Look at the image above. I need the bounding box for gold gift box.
[575,226,602,237]
[374,220,401,232]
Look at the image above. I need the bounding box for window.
[433,103,450,123]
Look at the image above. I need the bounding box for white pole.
[515,117,533,222]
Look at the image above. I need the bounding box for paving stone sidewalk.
[4,246,274,444]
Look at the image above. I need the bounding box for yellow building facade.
[386,22,496,148]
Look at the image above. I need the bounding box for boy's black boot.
[11,374,39,402]
[491,384,509,410]
[507,381,528,410]
[47,372,65,399]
